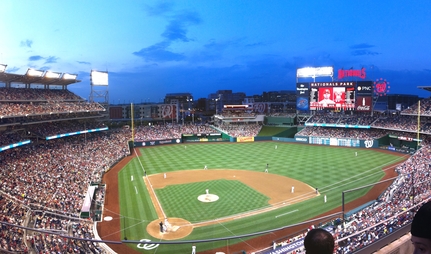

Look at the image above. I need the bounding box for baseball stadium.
[1,66,430,254]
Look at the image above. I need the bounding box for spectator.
[411,200,431,253]
[304,228,334,254]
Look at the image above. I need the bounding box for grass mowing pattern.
[156,179,270,222]
[117,142,406,253]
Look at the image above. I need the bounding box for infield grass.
[117,142,406,253]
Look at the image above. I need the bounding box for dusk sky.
[1,0,431,103]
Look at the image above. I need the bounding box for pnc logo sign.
[357,86,372,91]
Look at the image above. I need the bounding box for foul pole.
[131,103,134,142]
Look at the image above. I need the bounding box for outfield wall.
[134,139,182,147]
[273,136,379,148]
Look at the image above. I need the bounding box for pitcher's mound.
[198,194,219,202]
[147,218,193,240]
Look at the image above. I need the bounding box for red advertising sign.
[355,96,372,111]
[338,68,366,80]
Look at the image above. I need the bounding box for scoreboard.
[296,81,373,112]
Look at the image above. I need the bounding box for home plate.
[198,194,219,202]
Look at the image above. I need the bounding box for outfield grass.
[117,142,406,253]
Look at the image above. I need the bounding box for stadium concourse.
[1,86,431,253]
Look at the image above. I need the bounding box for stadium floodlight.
[0,64,6,73]
[44,71,61,79]
[91,70,108,86]
[297,66,333,78]
[26,68,44,77]
[62,73,78,80]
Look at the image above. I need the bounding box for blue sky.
[1,0,431,103]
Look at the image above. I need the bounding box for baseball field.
[98,142,407,254]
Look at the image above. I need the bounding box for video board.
[309,82,355,110]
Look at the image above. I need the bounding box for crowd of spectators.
[0,87,105,122]
[369,115,431,134]
[306,114,379,126]
[0,129,24,147]
[0,102,105,118]
[28,218,103,254]
[0,127,130,253]
[134,123,216,141]
[331,145,431,253]
[296,127,392,140]
[0,87,82,101]
[401,97,431,116]
[215,123,262,137]
[0,112,103,127]
[296,126,431,148]
[25,120,106,138]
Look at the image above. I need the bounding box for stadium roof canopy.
[417,86,431,93]
[0,69,81,87]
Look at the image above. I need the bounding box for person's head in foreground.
[411,200,431,254]
[304,228,334,254]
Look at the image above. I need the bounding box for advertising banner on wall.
[252,102,270,113]
[355,96,372,112]
[158,104,177,119]
[237,137,255,142]
[296,83,310,111]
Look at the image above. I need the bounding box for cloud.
[245,42,267,48]
[133,9,201,61]
[77,61,91,65]
[351,50,380,56]
[161,11,201,42]
[28,55,59,64]
[350,43,375,49]
[349,43,379,56]
[20,39,33,48]
[133,42,185,62]
[204,38,244,51]
[28,55,44,61]
[6,66,20,73]
[145,1,174,16]
[45,56,59,64]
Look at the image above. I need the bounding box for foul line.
[275,209,299,218]
[134,148,167,219]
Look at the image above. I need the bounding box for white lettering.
[137,239,159,250]
[357,105,371,111]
